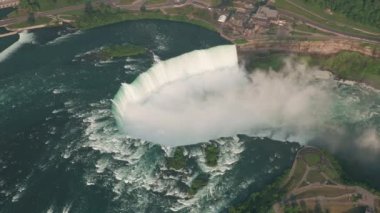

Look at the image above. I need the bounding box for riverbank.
[238,40,380,89]
[230,146,380,213]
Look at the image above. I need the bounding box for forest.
[302,0,380,28]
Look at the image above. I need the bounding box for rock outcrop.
[238,39,380,58]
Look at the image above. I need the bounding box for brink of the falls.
[112,45,240,145]
[113,45,238,105]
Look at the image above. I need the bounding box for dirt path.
[274,146,380,212]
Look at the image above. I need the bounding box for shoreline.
[2,16,380,58]
[1,18,380,90]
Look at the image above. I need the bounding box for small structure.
[0,0,19,9]
[174,0,186,5]
[218,15,227,23]
[253,6,278,26]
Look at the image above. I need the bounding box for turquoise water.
[0,19,379,212]
[0,21,301,213]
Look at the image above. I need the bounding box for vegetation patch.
[283,159,306,190]
[303,152,320,167]
[233,38,248,44]
[296,0,380,31]
[100,44,146,59]
[320,164,339,181]
[17,0,86,12]
[321,149,380,196]
[273,0,380,38]
[146,0,168,4]
[309,51,380,88]
[204,143,219,167]
[244,53,286,72]
[228,169,290,213]
[189,173,209,195]
[167,147,187,170]
[74,3,215,31]
[306,169,325,183]
[8,15,51,29]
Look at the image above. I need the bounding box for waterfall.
[113,45,237,104]
[112,45,239,145]
[111,44,337,146]
[0,31,34,63]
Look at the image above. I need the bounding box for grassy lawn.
[18,0,86,11]
[165,6,215,27]
[8,16,51,29]
[306,169,325,183]
[284,159,307,190]
[75,5,216,31]
[321,164,340,181]
[273,0,380,37]
[304,153,320,167]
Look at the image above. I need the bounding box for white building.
[218,15,227,23]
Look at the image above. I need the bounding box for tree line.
[303,0,380,29]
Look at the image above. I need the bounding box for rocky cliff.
[238,39,380,58]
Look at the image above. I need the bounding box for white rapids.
[0,31,34,63]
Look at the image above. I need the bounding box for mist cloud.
[115,54,336,146]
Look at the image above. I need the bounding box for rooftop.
[255,6,278,20]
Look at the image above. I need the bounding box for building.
[253,6,278,26]
[0,0,19,9]
[174,0,187,5]
[218,15,227,23]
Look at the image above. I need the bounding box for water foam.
[112,45,336,146]
[0,31,34,63]
[113,45,237,105]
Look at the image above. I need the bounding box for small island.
[99,44,146,59]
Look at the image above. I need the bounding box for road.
[0,0,195,27]
[1,0,380,45]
